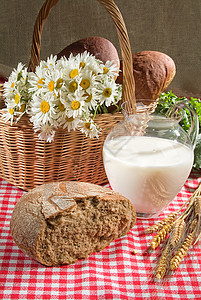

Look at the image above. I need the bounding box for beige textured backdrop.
[0,0,200,97]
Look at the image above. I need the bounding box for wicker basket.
[0,0,157,191]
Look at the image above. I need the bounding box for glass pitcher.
[103,100,199,218]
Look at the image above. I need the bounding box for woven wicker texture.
[0,0,156,191]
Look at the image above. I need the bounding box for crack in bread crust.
[10,181,136,266]
[37,197,135,266]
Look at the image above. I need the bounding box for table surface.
[0,175,201,300]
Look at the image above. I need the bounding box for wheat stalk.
[145,212,177,234]
[170,230,195,271]
[150,222,174,250]
[145,182,201,278]
[155,246,171,279]
[194,196,201,216]
[169,218,186,247]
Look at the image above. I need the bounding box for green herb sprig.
[157,91,201,170]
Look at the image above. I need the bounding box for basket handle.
[28,0,136,112]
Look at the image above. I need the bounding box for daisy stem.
[92,106,99,120]
[101,103,109,114]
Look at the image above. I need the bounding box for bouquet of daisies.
[3,51,122,142]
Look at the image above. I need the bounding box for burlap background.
[0,0,200,97]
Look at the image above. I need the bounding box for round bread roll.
[10,181,136,266]
[57,36,120,70]
[116,51,176,101]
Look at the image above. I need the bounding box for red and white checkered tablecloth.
[0,176,201,300]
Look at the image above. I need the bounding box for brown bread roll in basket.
[57,36,120,71]
[116,50,176,102]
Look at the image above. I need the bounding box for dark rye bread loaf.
[10,181,136,266]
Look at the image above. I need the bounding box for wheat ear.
[194,196,201,216]
[170,230,195,271]
[169,218,186,247]
[150,222,174,250]
[193,196,201,245]
[145,212,177,234]
[155,246,171,279]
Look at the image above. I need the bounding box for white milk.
[103,136,193,215]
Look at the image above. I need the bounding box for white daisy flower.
[28,67,47,94]
[63,66,79,82]
[39,54,57,71]
[82,90,99,111]
[51,95,68,127]
[30,94,56,126]
[2,108,15,125]
[56,56,68,71]
[90,60,103,76]
[29,68,64,98]
[65,76,82,95]
[2,98,27,125]
[76,51,94,68]
[79,118,100,138]
[3,80,15,98]
[6,98,16,110]
[100,60,119,79]
[79,70,97,94]
[8,62,25,83]
[44,69,64,96]
[76,51,102,75]
[7,86,29,110]
[65,92,86,119]
[33,123,56,143]
[62,115,81,132]
[4,63,29,99]
[98,78,120,107]
[63,55,80,81]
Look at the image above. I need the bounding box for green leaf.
[193,134,201,170]
[157,91,201,170]
[17,71,23,81]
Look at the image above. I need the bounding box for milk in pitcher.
[103,136,193,216]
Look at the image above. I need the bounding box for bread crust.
[116,50,176,101]
[57,36,120,71]
[10,182,136,266]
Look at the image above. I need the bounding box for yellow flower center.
[80,79,90,90]
[37,78,45,89]
[66,116,74,122]
[79,62,85,68]
[69,69,79,79]
[69,81,77,93]
[103,67,109,74]
[40,101,50,113]
[56,78,63,88]
[11,82,15,88]
[18,104,26,113]
[103,88,112,98]
[48,81,55,92]
[71,100,80,110]
[9,108,14,115]
[58,101,65,111]
[14,94,20,104]
[84,122,91,130]
[84,93,92,103]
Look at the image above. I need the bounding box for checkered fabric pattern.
[0,176,201,300]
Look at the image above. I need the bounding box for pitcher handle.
[167,101,199,149]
